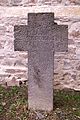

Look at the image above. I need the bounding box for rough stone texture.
[14,13,68,110]
[0,0,80,6]
[0,16,28,86]
[0,6,80,91]
[28,51,54,110]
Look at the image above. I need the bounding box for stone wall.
[0,6,80,90]
[0,0,80,6]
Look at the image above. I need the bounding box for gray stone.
[14,25,29,51]
[14,13,68,111]
[36,112,45,119]
[0,0,9,6]
[10,0,22,6]
[54,25,68,52]
[28,51,54,110]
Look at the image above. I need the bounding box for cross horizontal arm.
[14,25,29,51]
[54,25,68,52]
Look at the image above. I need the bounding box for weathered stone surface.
[28,51,54,110]
[69,0,80,5]
[1,7,80,18]
[0,6,80,91]
[69,22,80,38]
[14,13,68,110]
[10,0,22,6]
[0,0,9,6]
[14,13,54,110]
[54,25,68,52]
[0,0,80,6]
[6,76,19,86]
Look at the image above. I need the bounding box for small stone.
[69,22,80,38]
[10,0,22,6]
[2,102,6,106]
[72,108,76,111]
[36,112,45,120]
[6,76,19,86]
[76,65,80,71]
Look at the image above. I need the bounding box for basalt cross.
[14,13,68,111]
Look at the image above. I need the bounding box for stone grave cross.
[14,13,68,111]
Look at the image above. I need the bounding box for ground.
[0,85,80,120]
